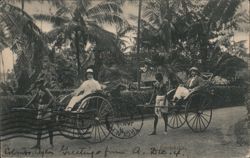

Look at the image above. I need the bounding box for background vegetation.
[0,0,249,96]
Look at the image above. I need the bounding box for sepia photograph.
[0,0,249,157]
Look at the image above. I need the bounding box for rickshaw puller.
[147,73,169,135]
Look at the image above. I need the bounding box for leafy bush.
[212,85,247,107]
[0,95,30,112]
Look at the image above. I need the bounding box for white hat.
[189,67,199,72]
[86,68,94,73]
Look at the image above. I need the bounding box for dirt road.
[1,106,250,158]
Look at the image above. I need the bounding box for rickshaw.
[55,88,144,143]
[137,72,214,132]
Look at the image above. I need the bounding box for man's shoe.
[163,131,168,135]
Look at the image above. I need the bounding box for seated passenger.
[173,67,204,101]
[65,68,102,111]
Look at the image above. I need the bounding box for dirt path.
[1,106,250,158]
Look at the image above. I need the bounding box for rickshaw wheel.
[109,104,144,139]
[77,93,114,143]
[57,112,90,139]
[167,107,186,129]
[185,92,212,132]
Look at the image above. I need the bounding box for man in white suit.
[65,68,102,111]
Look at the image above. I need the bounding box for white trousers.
[65,94,87,111]
[173,86,190,100]
[155,95,168,117]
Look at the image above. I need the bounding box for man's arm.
[190,77,205,92]
[73,82,86,96]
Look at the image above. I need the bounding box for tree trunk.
[166,0,172,57]
[75,31,81,79]
[136,0,142,90]
[21,0,24,15]
[247,56,250,127]
[248,0,250,132]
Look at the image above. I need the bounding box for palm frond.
[89,13,125,27]
[143,1,161,24]
[117,24,134,37]
[46,21,85,44]
[55,6,71,16]
[129,14,159,31]
[221,0,242,24]
[33,14,70,26]
[0,1,33,20]
[1,2,46,40]
[48,0,66,8]
[87,2,123,17]
[203,0,244,30]
[104,0,127,6]
[76,0,91,12]
[87,21,116,45]
[86,22,123,61]
[46,27,64,41]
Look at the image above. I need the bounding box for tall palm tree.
[33,0,126,79]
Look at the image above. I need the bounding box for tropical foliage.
[131,0,248,83]
[0,0,249,94]
[33,0,128,79]
[0,1,52,94]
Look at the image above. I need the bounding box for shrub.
[0,95,30,112]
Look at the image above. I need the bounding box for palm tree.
[139,0,195,55]
[138,0,245,70]
[188,0,244,71]
[0,1,51,93]
[128,0,195,86]
[33,0,127,79]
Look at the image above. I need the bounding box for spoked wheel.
[109,103,143,139]
[77,94,114,143]
[167,107,186,129]
[56,95,90,139]
[185,92,212,132]
[57,112,90,139]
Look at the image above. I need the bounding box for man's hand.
[189,88,195,93]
